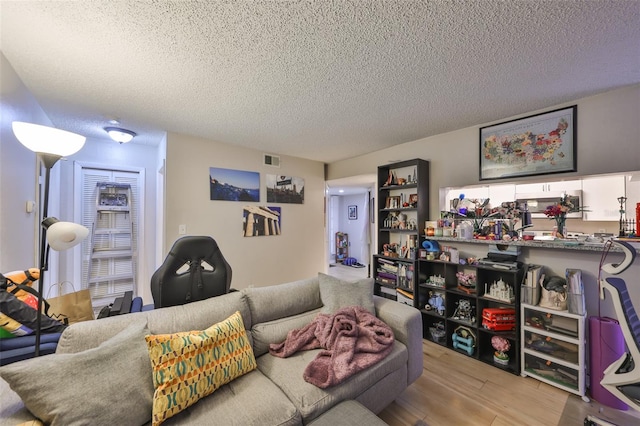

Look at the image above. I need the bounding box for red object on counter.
[636,203,640,235]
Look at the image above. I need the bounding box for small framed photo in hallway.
[348,205,357,220]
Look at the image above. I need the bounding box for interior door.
[77,166,142,311]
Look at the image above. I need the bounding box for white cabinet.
[488,184,516,206]
[582,175,626,221]
[521,304,588,401]
[443,186,489,211]
[623,172,640,219]
[516,180,582,194]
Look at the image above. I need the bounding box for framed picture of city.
[266,175,304,204]
[209,167,260,201]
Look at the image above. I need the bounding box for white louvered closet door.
[79,167,141,310]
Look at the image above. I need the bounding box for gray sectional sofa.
[0,276,423,425]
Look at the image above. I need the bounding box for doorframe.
[324,174,376,274]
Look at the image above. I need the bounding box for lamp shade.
[12,121,86,157]
[42,217,89,251]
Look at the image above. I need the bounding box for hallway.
[327,262,370,281]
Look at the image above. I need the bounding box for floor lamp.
[12,121,87,355]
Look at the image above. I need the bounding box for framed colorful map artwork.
[479,106,577,180]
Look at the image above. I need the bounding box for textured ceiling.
[1,1,639,163]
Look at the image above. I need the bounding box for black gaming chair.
[150,236,232,309]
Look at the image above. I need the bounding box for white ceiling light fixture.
[105,127,136,144]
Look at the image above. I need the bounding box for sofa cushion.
[145,311,256,426]
[243,277,322,324]
[0,320,154,426]
[160,368,302,426]
[318,273,375,315]
[257,340,408,422]
[56,291,250,355]
[251,309,320,357]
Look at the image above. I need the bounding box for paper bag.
[46,284,95,325]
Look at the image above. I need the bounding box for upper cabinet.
[443,184,516,212]
[515,180,582,194]
[625,173,640,219]
[488,184,516,206]
[440,172,639,223]
[444,186,489,211]
[582,175,626,221]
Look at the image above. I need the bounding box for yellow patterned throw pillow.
[145,311,256,425]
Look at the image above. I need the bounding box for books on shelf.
[565,269,585,315]
[397,288,414,300]
[521,265,544,305]
[379,286,396,297]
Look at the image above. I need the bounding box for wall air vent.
[264,154,280,167]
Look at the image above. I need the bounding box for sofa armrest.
[374,296,423,385]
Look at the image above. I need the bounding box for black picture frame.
[479,106,577,181]
[348,205,357,220]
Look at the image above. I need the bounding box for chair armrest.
[374,296,423,385]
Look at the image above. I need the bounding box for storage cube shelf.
[418,259,526,375]
[373,159,528,375]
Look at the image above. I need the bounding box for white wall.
[0,53,53,271]
[1,53,162,302]
[327,84,640,220]
[165,132,326,289]
[326,84,640,319]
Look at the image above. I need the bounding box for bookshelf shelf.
[373,159,430,303]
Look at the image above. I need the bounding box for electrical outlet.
[178,224,186,235]
[598,228,606,233]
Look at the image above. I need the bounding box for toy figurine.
[492,336,511,365]
[452,326,476,356]
[425,291,445,316]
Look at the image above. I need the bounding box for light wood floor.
[327,262,370,281]
[328,264,639,425]
[378,339,640,426]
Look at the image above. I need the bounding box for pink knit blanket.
[269,305,395,388]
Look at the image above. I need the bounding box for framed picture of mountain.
[479,106,577,180]
[209,167,260,201]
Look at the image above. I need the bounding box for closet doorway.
[74,162,145,314]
